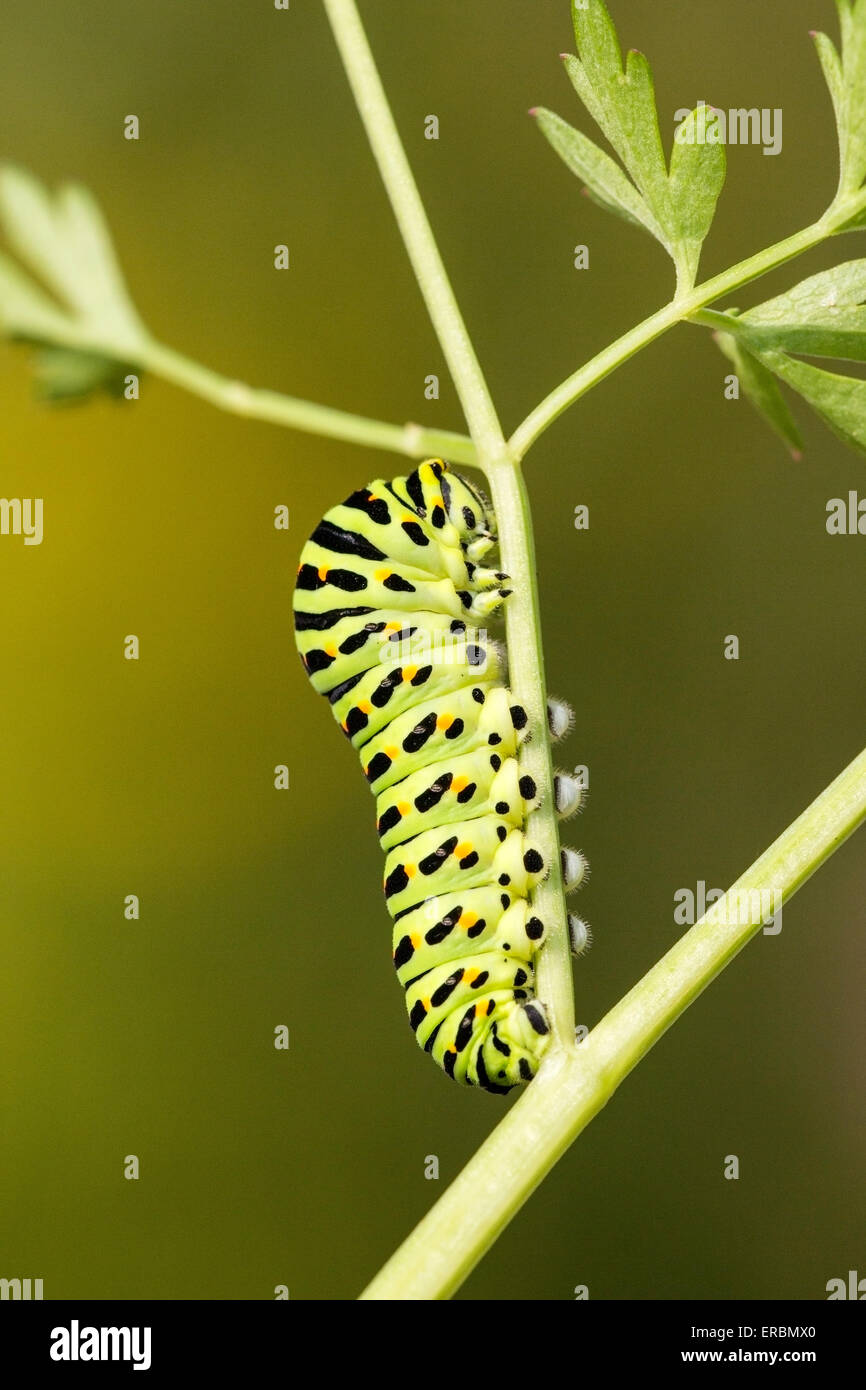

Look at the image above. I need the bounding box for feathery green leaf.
[534,0,726,290]
[762,348,866,456]
[735,260,866,361]
[531,107,662,237]
[716,332,803,458]
[814,0,866,210]
[0,165,148,403]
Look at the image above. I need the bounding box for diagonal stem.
[137,337,479,466]
[361,743,866,1299]
[508,188,866,463]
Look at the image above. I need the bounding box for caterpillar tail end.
[475,998,551,1091]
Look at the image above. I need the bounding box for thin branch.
[362,742,866,1300]
[321,0,505,461]
[508,195,866,462]
[136,338,479,466]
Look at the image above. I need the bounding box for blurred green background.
[2,0,864,1301]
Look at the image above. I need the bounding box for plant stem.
[508,206,866,462]
[487,459,576,1045]
[136,338,479,466]
[689,307,742,334]
[321,0,504,461]
[361,742,866,1300]
[322,0,577,1053]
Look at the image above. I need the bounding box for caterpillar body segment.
[392,888,545,984]
[376,751,539,852]
[359,685,522,792]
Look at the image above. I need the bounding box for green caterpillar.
[294,458,586,1092]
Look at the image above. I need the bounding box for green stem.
[689,307,742,334]
[487,459,576,1045]
[321,0,504,461]
[361,743,866,1300]
[136,338,479,466]
[508,206,865,462]
[321,0,577,1054]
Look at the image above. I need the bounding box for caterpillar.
[293,458,586,1092]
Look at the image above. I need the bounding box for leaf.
[813,30,845,151]
[564,13,669,215]
[535,1,726,288]
[0,165,148,403]
[837,0,866,191]
[715,259,866,459]
[668,107,727,289]
[735,260,866,361]
[715,332,803,458]
[33,347,133,403]
[0,251,79,343]
[531,108,662,237]
[813,1,866,200]
[747,260,866,318]
[761,349,866,456]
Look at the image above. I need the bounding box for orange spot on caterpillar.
[384,622,401,633]
[358,701,372,714]
[374,568,391,583]
[459,912,477,929]
[451,776,468,794]
[317,565,328,581]
[455,842,472,858]
[464,968,479,985]
[410,933,421,948]
[324,643,337,657]
[402,665,418,682]
[385,746,399,760]
[397,801,411,815]
[405,864,417,879]
[436,714,453,731]
[475,1001,487,1018]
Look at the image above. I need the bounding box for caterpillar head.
[416,459,496,556]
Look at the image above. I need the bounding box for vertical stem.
[487,461,576,1047]
[322,0,578,1042]
[321,0,504,460]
